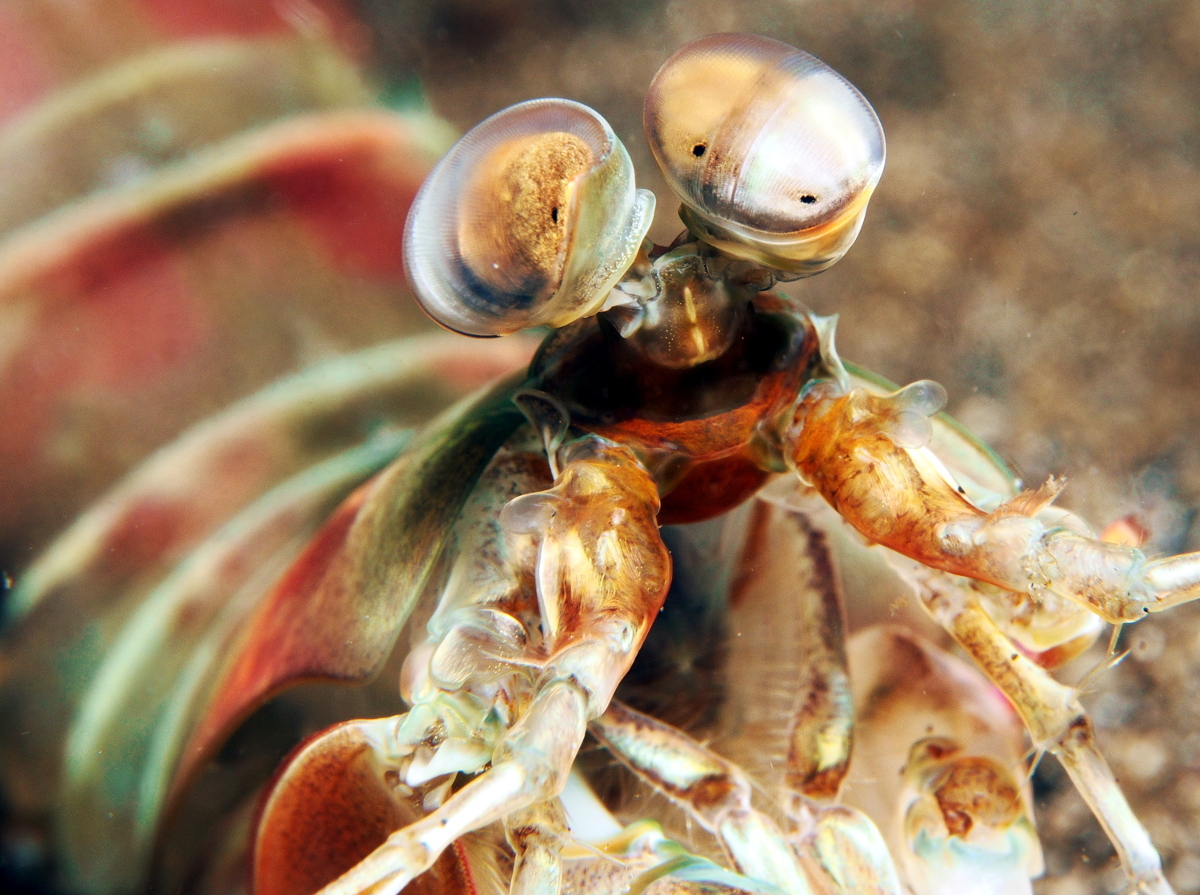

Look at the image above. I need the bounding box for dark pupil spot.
[800,194,817,204]
[551,207,559,223]
[692,143,707,157]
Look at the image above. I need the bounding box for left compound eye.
[644,33,885,276]
[405,99,654,337]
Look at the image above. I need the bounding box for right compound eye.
[644,33,885,276]
[404,98,654,337]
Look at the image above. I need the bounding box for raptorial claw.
[789,379,1200,626]
[290,435,673,895]
[253,717,503,895]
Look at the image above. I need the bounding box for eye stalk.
[405,98,655,337]
[644,33,885,276]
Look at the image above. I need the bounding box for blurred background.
[2,1,1199,892]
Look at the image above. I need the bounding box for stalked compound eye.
[405,99,655,337]
[645,33,885,276]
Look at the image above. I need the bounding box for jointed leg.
[592,700,816,895]
[593,700,901,895]
[506,800,569,895]
[910,567,1171,895]
[789,381,1200,623]
[557,813,787,895]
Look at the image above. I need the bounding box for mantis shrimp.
[2,14,1197,895]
